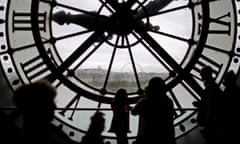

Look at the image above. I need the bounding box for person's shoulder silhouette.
[81,111,105,144]
[13,80,76,144]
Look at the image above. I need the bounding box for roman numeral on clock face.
[12,11,46,32]
[191,54,223,81]
[208,12,231,36]
[20,49,56,82]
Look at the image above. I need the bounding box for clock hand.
[52,11,112,41]
[136,0,174,19]
[134,0,173,31]
[52,0,173,38]
[52,10,108,29]
[51,0,174,43]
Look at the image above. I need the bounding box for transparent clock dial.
[32,0,206,141]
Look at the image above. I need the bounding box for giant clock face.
[1,0,240,143]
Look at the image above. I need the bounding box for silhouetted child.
[13,80,76,144]
[80,111,105,144]
[222,70,240,144]
[197,66,224,144]
[109,88,130,144]
[131,77,176,144]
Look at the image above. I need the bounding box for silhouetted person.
[109,88,130,144]
[13,80,76,144]
[196,66,224,144]
[80,111,105,144]
[222,70,240,144]
[132,87,147,144]
[131,77,176,144]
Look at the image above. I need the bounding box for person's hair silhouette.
[131,77,176,144]
[14,80,56,125]
[109,88,130,144]
[13,80,76,144]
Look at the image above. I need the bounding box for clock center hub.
[110,3,135,35]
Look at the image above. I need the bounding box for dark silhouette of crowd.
[193,66,240,144]
[9,68,240,144]
[11,77,176,144]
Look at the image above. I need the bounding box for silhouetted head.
[223,70,236,86]
[88,111,105,134]
[13,80,57,124]
[114,88,128,105]
[146,77,166,97]
[200,66,214,81]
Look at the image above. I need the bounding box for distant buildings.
[75,68,168,92]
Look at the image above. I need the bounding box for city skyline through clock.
[1,0,240,143]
